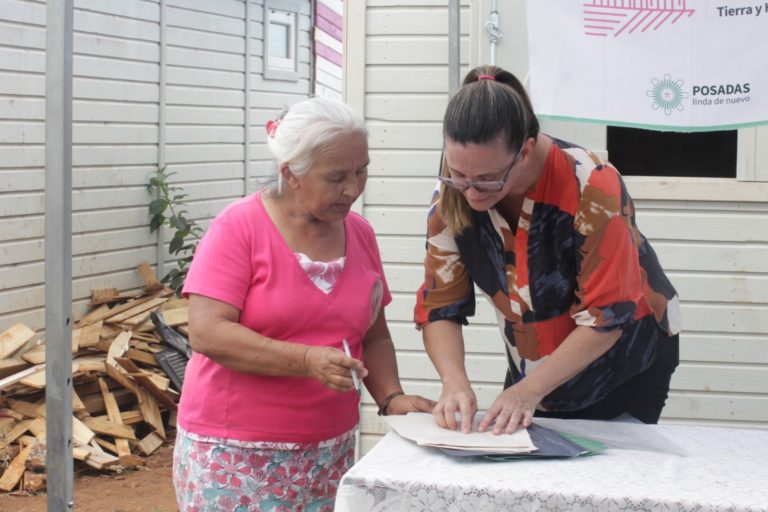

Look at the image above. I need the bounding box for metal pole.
[244,0,252,196]
[156,0,167,277]
[487,0,502,66]
[448,0,460,97]
[45,0,74,509]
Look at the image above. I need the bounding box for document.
[384,412,536,454]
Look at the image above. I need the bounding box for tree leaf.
[149,214,165,232]
[169,235,184,254]
[149,198,167,215]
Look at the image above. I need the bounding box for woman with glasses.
[415,65,681,435]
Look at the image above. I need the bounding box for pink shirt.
[178,192,391,442]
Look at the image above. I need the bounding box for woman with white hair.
[172,97,434,511]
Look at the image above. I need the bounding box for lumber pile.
[0,262,190,493]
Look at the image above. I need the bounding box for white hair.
[265,97,367,194]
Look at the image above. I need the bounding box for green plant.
[147,166,203,294]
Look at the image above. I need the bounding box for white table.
[336,420,768,512]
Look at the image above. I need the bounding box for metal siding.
[0,0,313,330]
[348,0,768,453]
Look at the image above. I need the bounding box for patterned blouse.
[414,138,681,412]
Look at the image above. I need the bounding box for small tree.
[147,166,203,294]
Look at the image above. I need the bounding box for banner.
[526,1,768,131]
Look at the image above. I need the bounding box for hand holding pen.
[342,339,362,397]
[302,341,367,393]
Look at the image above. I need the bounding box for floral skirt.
[172,426,356,512]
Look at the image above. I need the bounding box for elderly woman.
[172,97,434,511]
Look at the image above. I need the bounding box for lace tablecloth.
[335,421,768,512]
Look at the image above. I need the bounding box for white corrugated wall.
[346,0,768,454]
[0,0,313,330]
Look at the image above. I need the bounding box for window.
[607,127,738,178]
[264,0,300,81]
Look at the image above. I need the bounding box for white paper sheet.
[385,412,536,454]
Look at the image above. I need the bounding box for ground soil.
[0,440,178,512]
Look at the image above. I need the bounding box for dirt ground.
[0,440,178,512]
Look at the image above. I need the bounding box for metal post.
[244,0,252,196]
[156,0,167,277]
[486,0,502,66]
[448,0,460,97]
[45,0,74,509]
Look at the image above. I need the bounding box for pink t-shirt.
[178,192,391,443]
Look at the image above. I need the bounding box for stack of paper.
[384,412,537,455]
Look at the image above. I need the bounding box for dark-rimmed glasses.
[439,148,524,193]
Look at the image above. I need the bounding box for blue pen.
[342,339,362,397]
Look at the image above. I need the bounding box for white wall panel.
[1,0,314,332]
[347,0,768,454]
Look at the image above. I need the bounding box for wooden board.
[27,416,46,438]
[0,357,32,380]
[0,417,15,437]
[97,378,132,458]
[71,415,96,447]
[106,331,132,367]
[1,364,44,391]
[115,357,176,411]
[0,323,36,360]
[81,441,120,470]
[159,307,188,327]
[7,398,44,418]
[137,261,163,291]
[105,297,167,325]
[126,348,158,367]
[78,304,111,326]
[3,419,32,444]
[136,431,164,456]
[79,294,156,327]
[72,389,87,413]
[135,386,165,440]
[104,363,137,394]
[0,443,33,491]
[80,415,136,440]
[20,344,46,365]
[90,288,119,303]
[78,320,103,348]
[71,328,81,352]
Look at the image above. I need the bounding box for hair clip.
[266,119,279,138]
[477,74,496,81]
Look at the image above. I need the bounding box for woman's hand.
[304,346,368,392]
[433,381,478,433]
[477,380,543,435]
[385,394,437,415]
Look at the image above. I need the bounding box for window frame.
[264,0,300,82]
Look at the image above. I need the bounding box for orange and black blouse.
[414,138,681,411]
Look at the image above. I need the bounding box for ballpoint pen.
[342,338,362,397]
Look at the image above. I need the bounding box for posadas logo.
[646,74,689,115]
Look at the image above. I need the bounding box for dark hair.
[439,65,540,233]
[443,65,539,152]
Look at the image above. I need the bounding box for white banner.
[526,1,768,131]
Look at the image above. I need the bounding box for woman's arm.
[423,319,478,433]
[188,293,365,392]
[478,325,622,434]
[362,309,436,415]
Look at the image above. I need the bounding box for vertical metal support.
[45,0,74,510]
[448,0,460,97]
[486,0,502,66]
[244,0,252,196]
[156,0,167,276]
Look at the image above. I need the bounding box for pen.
[342,339,362,397]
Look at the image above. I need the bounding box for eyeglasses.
[439,148,524,193]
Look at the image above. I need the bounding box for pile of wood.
[0,262,189,493]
